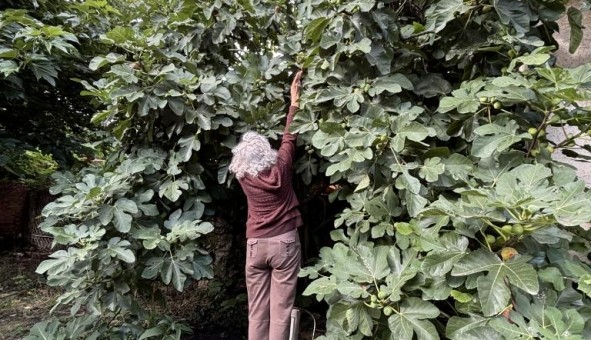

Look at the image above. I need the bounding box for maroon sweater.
[238,105,303,239]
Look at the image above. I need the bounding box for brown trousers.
[245,229,301,340]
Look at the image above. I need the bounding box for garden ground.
[0,251,61,340]
[0,249,323,339]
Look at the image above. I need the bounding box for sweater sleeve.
[277,105,298,169]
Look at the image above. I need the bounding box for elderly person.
[229,71,304,340]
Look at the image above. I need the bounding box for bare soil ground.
[0,252,63,340]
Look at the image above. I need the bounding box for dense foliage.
[293,1,591,339]
[0,0,105,177]
[0,138,57,186]
[1,0,590,338]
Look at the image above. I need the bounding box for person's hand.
[290,70,303,107]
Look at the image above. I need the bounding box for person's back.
[238,130,302,239]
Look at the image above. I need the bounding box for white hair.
[229,131,278,179]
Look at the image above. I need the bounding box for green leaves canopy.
[2,0,590,338]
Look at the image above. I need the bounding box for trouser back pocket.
[247,239,258,258]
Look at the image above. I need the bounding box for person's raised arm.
[278,70,303,168]
[284,70,302,134]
